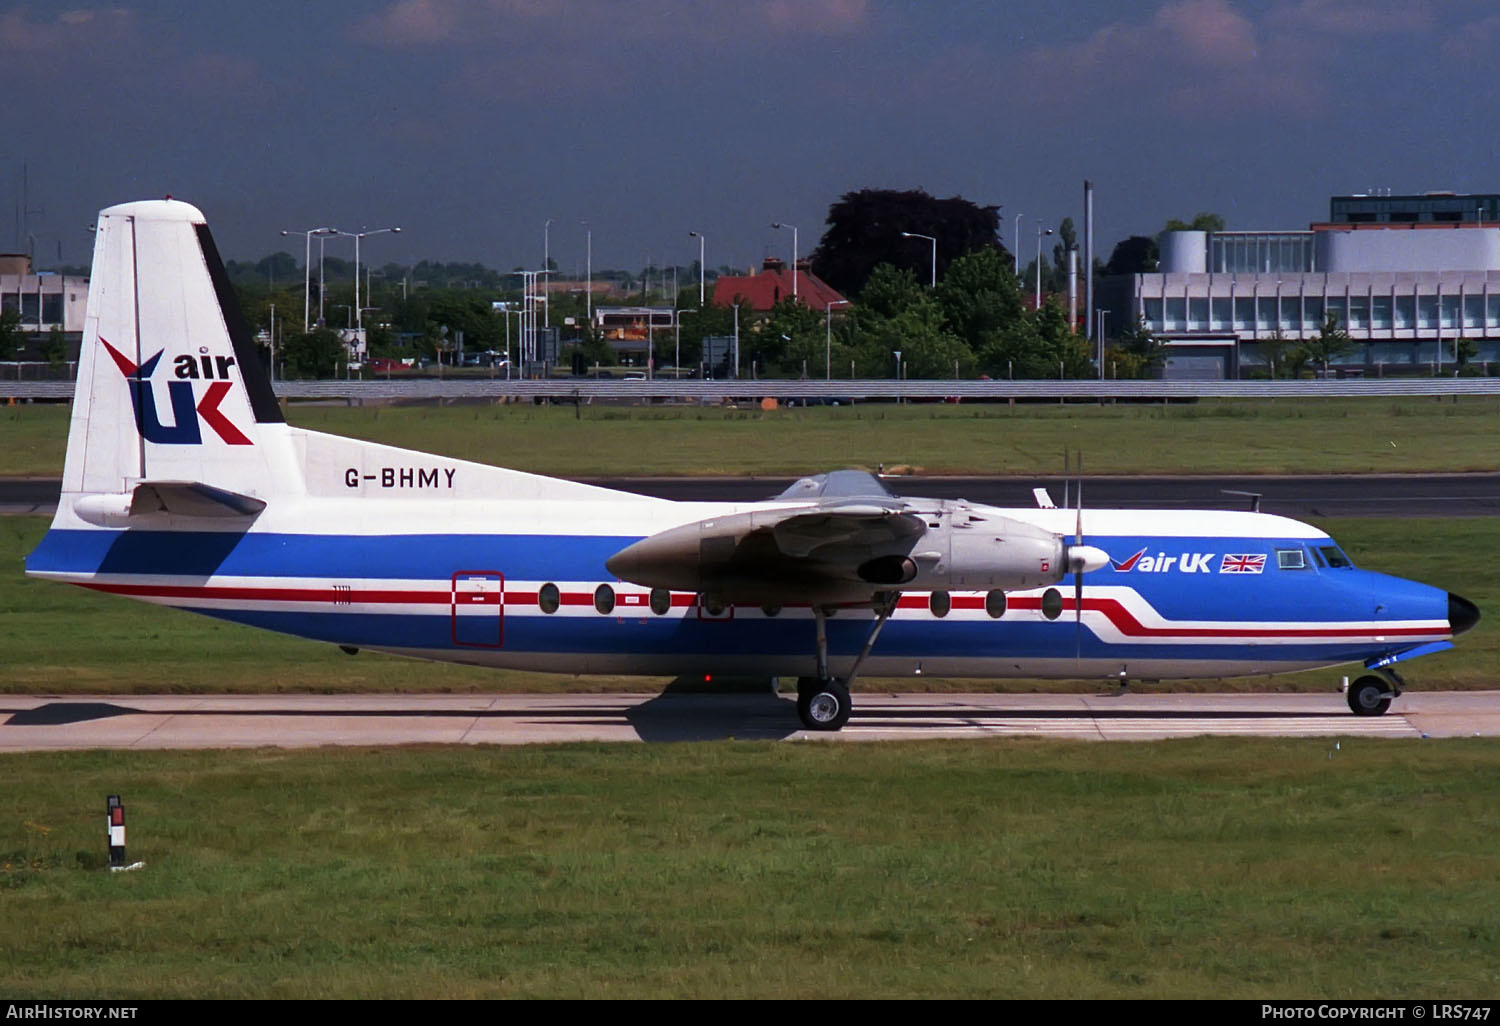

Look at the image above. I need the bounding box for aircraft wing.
[607,490,1071,607]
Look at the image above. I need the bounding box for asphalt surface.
[2,691,1494,748]
[8,473,1500,517]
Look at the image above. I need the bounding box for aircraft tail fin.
[60,199,292,517]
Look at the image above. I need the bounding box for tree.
[934,247,1024,351]
[1163,212,1226,234]
[810,188,1007,297]
[0,308,20,361]
[1301,311,1355,375]
[1103,236,1159,276]
[1108,316,1164,378]
[978,298,1090,380]
[41,325,68,369]
[279,327,347,379]
[1450,337,1479,375]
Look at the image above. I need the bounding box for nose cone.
[1450,593,1481,636]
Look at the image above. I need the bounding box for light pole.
[900,232,936,287]
[333,226,402,335]
[1096,309,1109,379]
[771,222,798,300]
[543,218,554,329]
[1014,213,1023,275]
[1035,225,1054,309]
[689,230,706,307]
[581,221,592,324]
[280,227,336,331]
[825,299,850,380]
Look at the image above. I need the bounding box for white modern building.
[1128,200,1500,377]
[0,255,88,333]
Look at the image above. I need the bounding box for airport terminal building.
[1124,193,1500,377]
[0,254,88,334]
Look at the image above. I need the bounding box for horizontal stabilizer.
[74,481,266,525]
[131,481,267,517]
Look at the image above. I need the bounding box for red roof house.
[711,257,846,312]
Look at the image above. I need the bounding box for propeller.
[1063,452,1109,659]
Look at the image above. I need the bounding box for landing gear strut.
[795,595,898,732]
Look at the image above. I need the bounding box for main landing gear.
[795,594,899,732]
[1347,669,1403,717]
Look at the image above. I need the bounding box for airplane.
[24,199,1480,732]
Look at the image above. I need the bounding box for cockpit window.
[1318,545,1353,568]
[1276,548,1307,570]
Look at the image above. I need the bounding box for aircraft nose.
[1449,592,1481,636]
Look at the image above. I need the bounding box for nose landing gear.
[1347,669,1404,717]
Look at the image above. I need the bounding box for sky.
[5,0,1500,277]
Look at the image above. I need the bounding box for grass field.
[2,740,1497,998]
[4,514,1496,694]
[6,396,1500,477]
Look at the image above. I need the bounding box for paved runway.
[2,691,1496,749]
[8,473,1500,517]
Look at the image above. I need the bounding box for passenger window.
[985,590,1006,619]
[649,588,671,615]
[929,591,951,618]
[538,583,560,614]
[594,584,615,614]
[1276,548,1307,570]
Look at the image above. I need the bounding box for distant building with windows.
[1119,194,1500,378]
[0,254,88,333]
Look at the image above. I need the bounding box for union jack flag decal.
[1220,553,1266,574]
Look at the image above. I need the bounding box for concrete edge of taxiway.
[1,691,1496,750]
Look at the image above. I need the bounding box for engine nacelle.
[903,512,1068,592]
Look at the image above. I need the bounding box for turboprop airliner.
[24,199,1480,731]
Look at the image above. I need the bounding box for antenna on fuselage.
[1223,489,1262,513]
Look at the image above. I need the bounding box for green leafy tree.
[1255,329,1296,379]
[279,327,347,379]
[0,307,20,360]
[935,247,1024,351]
[1109,316,1165,378]
[978,299,1090,379]
[1163,212,1226,234]
[1301,311,1355,375]
[42,325,68,369]
[761,297,825,377]
[1450,336,1479,375]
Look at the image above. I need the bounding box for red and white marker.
[106,794,144,872]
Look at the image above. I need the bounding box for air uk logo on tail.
[100,338,252,445]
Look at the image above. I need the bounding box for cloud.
[354,0,869,50]
[0,6,265,106]
[761,0,868,35]
[915,0,1447,124]
[1440,11,1500,63]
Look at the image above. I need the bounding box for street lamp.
[825,299,850,380]
[771,222,798,300]
[1096,309,1110,379]
[280,227,337,331]
[689,230,706,307]
[1035,225,1054,309]
[543,218,554,329]
[900,232,936,287]
[1014,213,1023,275]
[581,220,592,324]
[332,226,402,334]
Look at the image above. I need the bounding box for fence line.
[6,378,1500,402]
